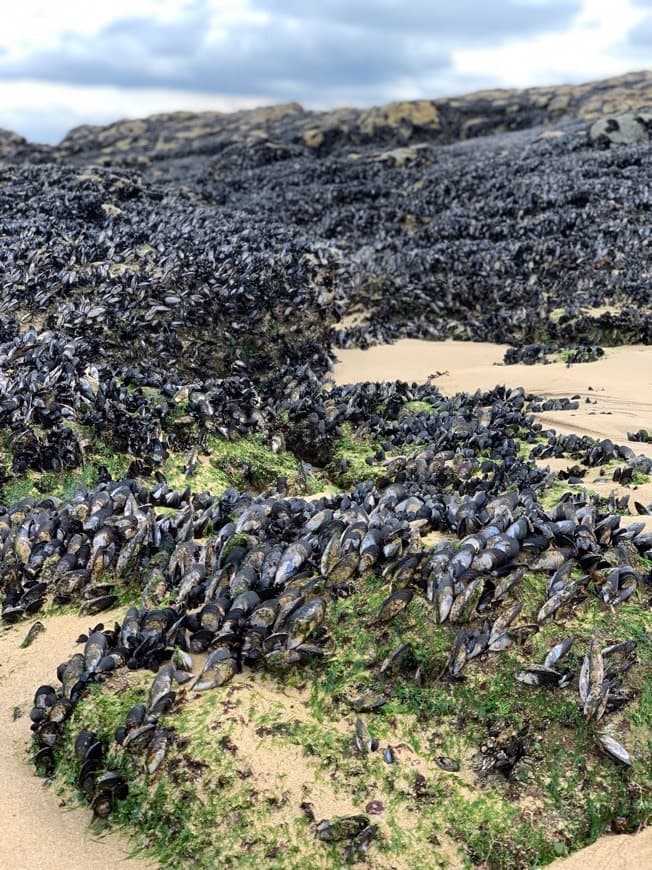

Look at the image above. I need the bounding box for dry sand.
[552,829,652,869]
[0,612,151,870]
[333,341,652,457]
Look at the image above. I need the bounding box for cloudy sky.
[0,0,650,144]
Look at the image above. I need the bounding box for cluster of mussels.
[1,74,651,858]
[0,319,285,482]
[5,376,651,626]
[23,461,652,819]
[503,343,605,365]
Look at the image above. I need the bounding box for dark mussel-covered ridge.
[2,72,652,868]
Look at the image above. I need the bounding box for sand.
[333,341,652,457]
[0,612,151,870]
[552,828,652,869]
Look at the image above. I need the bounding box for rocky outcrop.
[41,70,652,167]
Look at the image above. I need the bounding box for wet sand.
[0,612,151,870]
[333,341,652,457]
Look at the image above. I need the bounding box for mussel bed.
[2,75,652,868]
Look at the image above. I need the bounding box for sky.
[0,0,650,144]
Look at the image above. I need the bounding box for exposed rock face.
[46,70,652,166]
[590,110,652,145]
[0,128,51,166]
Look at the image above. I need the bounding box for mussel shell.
[436,756,460,772]
[74,730,98,763]
[597,733,633,766]
[96,770,128,800]
[315,814,370,842]
[2,604,25,622]
[33,684,57,708]
[49,697,73,724]
[33,746,55,776]
[189,629,214,653]
[30,707,47,724]
[353,693,387,712]
[199,602,225,632]
[123,723,156,752]
[78,758,100,798]
[383,747,396,765]
[98,651,126,672]
[91,791,113,819]
[37,720,61,749]
[69,679,90,705]
[23,596,47,616]
[80,594,119,616]
[150,691,176,716]
[83,739,104,764]
[125,703,147,732]
[145,729,169,775]
[263,632,289,652]
[515,667,562,687]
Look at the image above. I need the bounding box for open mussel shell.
[96,770,129,801]
[33,746,56,776]
[515,667,563,687]
[262,632,289,653]
[69,679,90,704]
[74,730,99,763]
[78,758,101,799]
[123,722,156,753]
